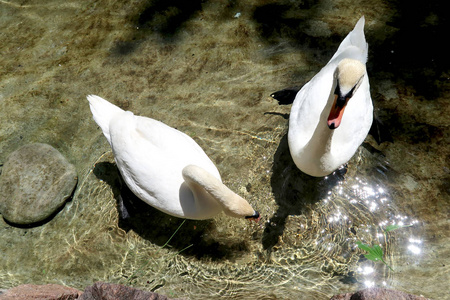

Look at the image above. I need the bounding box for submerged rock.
[80,282,178,300]
[330,287,431,300]
[0,284,82,300]
[0,282,179,300]
[0,143,77,225]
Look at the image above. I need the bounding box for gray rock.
[330,287,431,300]
[79,282,179,300]
[0,143,77,225]
[0,283,82,300]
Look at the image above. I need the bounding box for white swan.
[288,16,373,177]
[87,95,259,221]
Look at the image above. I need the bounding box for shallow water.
[0,0,448,299]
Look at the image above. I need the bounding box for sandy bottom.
[0,0,448,299]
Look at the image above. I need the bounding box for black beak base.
[245,211,260,222]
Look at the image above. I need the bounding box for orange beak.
[327,94,349,129]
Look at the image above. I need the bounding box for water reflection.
[334,165,426,291]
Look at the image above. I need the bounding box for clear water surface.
[0,0,448,299]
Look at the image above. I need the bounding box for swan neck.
[182,165,256,219]
[307,127,333,164]
[306,89,336,155]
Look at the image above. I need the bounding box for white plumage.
[87,95,259,220]
[288,16,373,176]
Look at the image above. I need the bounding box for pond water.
[0,0,448,299]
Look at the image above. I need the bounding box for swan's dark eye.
[348,84,357,98]
[334,80,341,96]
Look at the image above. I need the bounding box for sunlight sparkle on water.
[328,209,348,223]
[363,186,376,196]
[364,280,375,288]
[407,238,423,255]
[408,244,421,254]
[349,179,390,213]
[379,220,388,226]
[357,265,375,275]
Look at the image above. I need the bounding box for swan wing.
[109,112,221,218]
[136,116,214,166]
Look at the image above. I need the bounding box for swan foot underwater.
[87,95,260,222]
[270,16,391,177]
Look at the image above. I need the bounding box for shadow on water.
[262,132,346,250]
[252,1,345,65]
[110,0,206,55]
[92,161,252,261]
[252,0,448,100]
[369,0,449,100]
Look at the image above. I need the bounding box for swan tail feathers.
[332,16,368,63]
[87,94,124,144]
[349,16,368,57]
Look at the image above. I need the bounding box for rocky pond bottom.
[0,0,448,299]
[0,283,431,300]
[0,146,444,299]
[0,143,77,226]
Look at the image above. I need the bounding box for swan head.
[327,58,366,129]
[227,201,260,222]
